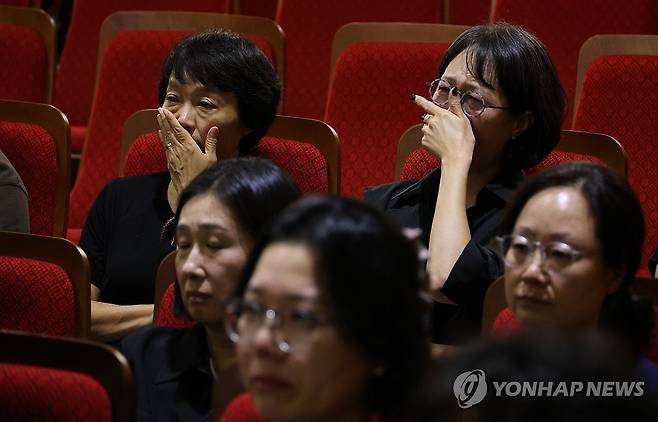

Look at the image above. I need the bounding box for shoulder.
[119,325,196,363]
[0,149,26,192]
[102,172,170,198]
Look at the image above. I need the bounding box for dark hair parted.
[233,196,430,418]
[499,162,652,355]
[173,158,301,315]
[436,23,565,170]
[159,30,281,154]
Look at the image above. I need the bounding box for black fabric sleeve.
[440,240,504,306]
[0,184,29,233]
[79,182,114,291]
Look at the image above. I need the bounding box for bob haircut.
[172,158,301,314]
[499,162,652,355]
[436,23,565,171]
[233,196,430,418]
[159,30,281,154]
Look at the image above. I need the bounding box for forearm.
[90,301,154,342]
[426,161,472,298]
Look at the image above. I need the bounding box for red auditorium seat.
[491,0,658,128]
[0,330,133,422]
[446,0,491,25]
[121,110,339,195]
[0,100,70,237]
[54,0,229,156]
[0,231,90,338]
[67,11,285,241]
[325,22,469,196]
[572,35,658,274]
[397,126,626,182]
[152,251,195,328]
[276,0,441,119]
[0,6,55,103]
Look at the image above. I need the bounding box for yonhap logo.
[453,369,488,408]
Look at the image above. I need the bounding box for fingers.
[157,109,181,149]
[447,87,466,118]
[205,127,219,162]
[160,108,188,142]
[412,94,443,115]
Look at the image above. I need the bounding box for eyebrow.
[515,227,577,244]
[176,223,230,233]
[245,286,320,303]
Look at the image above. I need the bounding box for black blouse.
[79,172,175,305]
[365,168,522,344]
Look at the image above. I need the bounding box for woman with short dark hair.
[80,30,281,341]
[222,196,430,422]
[119,158,300,422]
[366,23,566,343]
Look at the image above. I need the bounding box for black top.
[365,168,522,344]
[119,324,213,422]
[79,172,175,305]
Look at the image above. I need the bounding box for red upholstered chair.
[221,393,268,422]
[572,35,658,274]
[0,0,40,5]
[0,231,90,338]
[68,12,285,238]
[152,251,195,328]
[121,110,340,194]
[325,22,468,197]
[233,0,278,20]
[54,0,229,156]
[397,126,626,182]
[277,0,441,120]
[0,329,133,422]
[0,6,55,103]
[445,0,491,25]
[491,0,658,128]
[0,100,70,237]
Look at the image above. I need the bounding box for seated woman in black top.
[80,31,281,341]
[119,158,301,422]
[365,23,565,343]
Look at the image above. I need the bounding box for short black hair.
[437,23,565,171]
[159,30,281,154]
[172,158,301,314]
[499,162,652,355]
[233,196,430,418]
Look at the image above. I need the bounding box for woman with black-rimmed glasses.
[221,196,430,422]
[492,162,656,373]
[365,23,566,344]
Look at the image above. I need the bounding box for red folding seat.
[277,0,441,119]
[491,0,658,128]
[446,0,491,25]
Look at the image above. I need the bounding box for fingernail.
[410,94,416,101]
[158,107,163,114]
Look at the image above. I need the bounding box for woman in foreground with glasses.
[119,158,300,422]
[221,196,430,422]
[493,162,656,368]
[366,23,565,344]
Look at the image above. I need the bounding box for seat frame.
[0,231,90,338]
[153,250,177,322]
[0,5,56,103]
[0,100,70,237]
[395,125,627,179]
[0,329,133,422]
[120,109,341,194]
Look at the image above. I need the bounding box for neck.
[204,324,236,375]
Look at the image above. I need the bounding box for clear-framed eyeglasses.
[224,298,331,354]
[427,79,513,117]
[490,234,583,273]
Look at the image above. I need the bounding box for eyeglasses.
[490,235,583,273]
[224,298,330,353]
[427,79,513,117]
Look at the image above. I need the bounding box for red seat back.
[491,0,658,128]
[326,42,450,197]
[0,364,112,422]
[155,282,195,329]
[574,54,658,271]
[277,0,440,119]
[0,257,75,336]
[0,122,58,235]
[448,0,491,25]
[0,24,46,102]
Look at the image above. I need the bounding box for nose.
[180,245,205,279]
[251,315,288,357]
[519,249,549,284]
[174,102,195,135]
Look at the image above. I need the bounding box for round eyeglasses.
[428,79,513,117]
[490,234,583,273]
[224,298,330,353]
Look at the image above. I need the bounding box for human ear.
[512,110,535,138]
